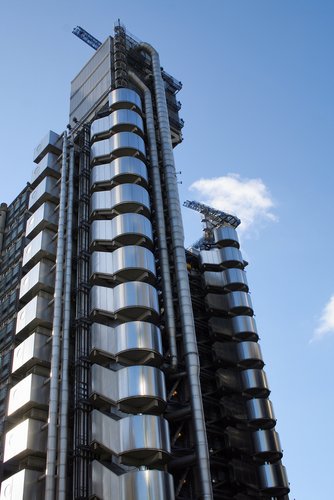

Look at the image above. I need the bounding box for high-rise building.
[0,24,289,500]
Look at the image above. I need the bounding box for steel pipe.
[45,132,68,500]
[136,44,213,499]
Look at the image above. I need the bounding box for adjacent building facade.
[0,25,290,499]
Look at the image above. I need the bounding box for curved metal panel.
[91,247,156,285]
[213,226,240,248]
[15,294,53,337]
[91,132,146,164]
[90,364,166,413]
[91,461,174,500]
[90,184,150,219]
[203,269,248,292]
[90,321,163,366]
[22,230,57,271]
[109,88,142,112]
[241,369,270,398]
[19,260,55,303]
[25,202,58,240]
[258,463,289,495]
[12,332,50,374]
[31,152,60,189]
[90,214,153,250]
[90,283,159,323]
[236,341,263,368]
[28,176,59,212]
[7,374,48,417]
[0,469,44,500]
[91,110,144,141]
[231,315,259,341]
[3,419,46,462]
[246,398,276,429]
[226,291,254,316]
[91,410,171,465]
[252,429,282,461]
[200,247,244,269]
[91,157,148,190]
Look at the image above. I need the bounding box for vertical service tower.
[0,23,290,500]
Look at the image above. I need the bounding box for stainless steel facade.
[0,23,289,500]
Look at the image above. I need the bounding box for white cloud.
[189,173,277,235]
[311,295,334,342]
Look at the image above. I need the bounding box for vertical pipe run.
[58,143,75,499]
[45,131,68,500]
[137,43,213,499]
[128,70,178,370]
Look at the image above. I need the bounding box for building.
[0,24,290,500]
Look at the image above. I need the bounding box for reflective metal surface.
[252,429,282,461]
[203,269,248,292]
[12,332,50,374]
[15,293,53,337]
[25,202,58,239]
[212,341,263,369]
[246,398,276,429]
[90,321,163,366]
[258,463,289,495]
[208,317,233,340]
[200,247,244,269]
[91,410,171,464]
[7,374,48,417]
[90,184,150,219]
[0,469,44,500]
[90,247,156,285]
[90,364,166,412]
[226,291,254,316]
[31,152,60,188]
[241,369,270,398]
[231,315,259,341]
[28,176,59,212]
[91,132,146,163]
[3,418,46,462]
[90,214,153,250]
[91,461,174,500]
[109,88,142,112]
[91,157,148,190]
[90,282,159,322]
[22,230,57,270]
[19,260,55,302]
[213,226,240,248]
[33,130,61,164]
[91,110,144,141]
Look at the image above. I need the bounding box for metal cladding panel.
[70,38,112,123]
[252,429,282,460]
[231,315,258,340]
[203,269,248,292]
[213,226,240,248]
[12,332,50,374]
[7,374,48,417]
[91,110,144,141]
[216,369,240,393]
[91,461,174,500]
[208,317,233,339]
[236,341,263,366]
[19,260,54,302]
[91,132,146,163]
[91,247,156,284]
[91,157,148,190]
[241,369,270,397]
[109,88,142,112]
[205,293,228,313]
[258,463,289,495]
[28,176,59,211]
[90,184,150,218]
[3,418,46,462]
[91,410,171,461]
[25,202,58,240]
[226,291,253,315]
[246,398,276,428]
[90,321,163,365]
[22,230,57,270]
[0,469,44,500]
[31,152,60,188]
[15,294,53,336]
[203,271,225,289]
[90,364,166,411]
[90,214,153,250]
[213,341,263,368]
[33,131,61,164]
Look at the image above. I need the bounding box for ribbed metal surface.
[28,176,59,212]
[7,374,48,417]
[90,247,156,285]
[91,410,171,465]
[22,229,57,270]
[91,157,148,190]
[90,214,153,250]
[91,461,174,500]
[91,132,146,164]
[91,110,144,142]
[0,469,44,500]
[90,321,163,366]
[3,419,46,462]
[25,202,58,240]
[109,88,142,112]
[90,364,166,412]
[90,184,150,219]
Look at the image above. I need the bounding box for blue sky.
[1,1,334,498]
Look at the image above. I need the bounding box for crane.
[72,26,102,50]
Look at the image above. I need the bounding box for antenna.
[72,26,102,50]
